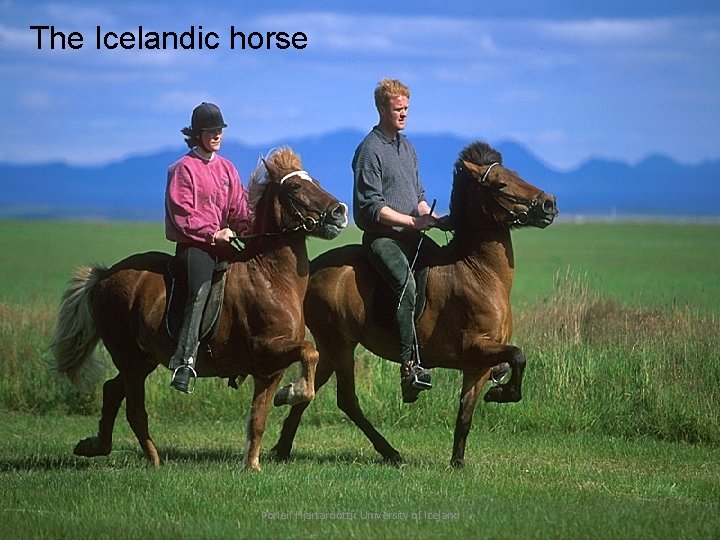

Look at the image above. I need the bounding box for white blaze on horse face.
[338,203,349,228]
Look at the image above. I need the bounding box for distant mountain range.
[2,129,719,220]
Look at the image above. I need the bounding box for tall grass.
[512,269,720,444]
[0,303,103,414]
[2,269,718,446]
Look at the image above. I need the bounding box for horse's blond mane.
[248,146,303,212]
[270,146,303,176]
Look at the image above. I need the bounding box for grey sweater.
[352,126,426,234]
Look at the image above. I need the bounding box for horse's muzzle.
[531,194,558,228]
[317,202,348,239]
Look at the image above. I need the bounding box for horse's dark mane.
[448,141,503,230]
[457,141,503,169]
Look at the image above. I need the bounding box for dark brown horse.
[271,141,557,467]
[50,148,348,471]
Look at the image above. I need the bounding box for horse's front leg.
[244,372,284,471]
[253,338,318,407]
[482,344,526,404]
[451,339,526,467]
[452,369,492,468]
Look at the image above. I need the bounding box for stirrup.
[490,362,511,386]
[170,364,197,394]
[408,365,432,389]
[401,364,432,403]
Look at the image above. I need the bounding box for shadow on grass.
[0,455,97,472]
[265,449,403,467]
[162,446,397,467]
[0,443,400,472]
[0,448,146,472]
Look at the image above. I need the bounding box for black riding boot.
[397,307,432,403]
[169,281,211,394]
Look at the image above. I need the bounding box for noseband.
[478,162,549,226]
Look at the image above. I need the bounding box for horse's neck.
[249,194,309,277]
[450,227,515,290]
[244,236,310,286]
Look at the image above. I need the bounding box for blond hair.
[374,78,410,111]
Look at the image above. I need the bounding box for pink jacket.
[165,150,251,245]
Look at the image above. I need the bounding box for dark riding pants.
[173,243,217,300]
[363,233,420,365]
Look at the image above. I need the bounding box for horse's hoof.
[273,383,313,407]
[244,461,262,473]
[73,435,111,458]
[267,445,291,462]
[451,457,465,469]
[483,385,521,403]
[384,452,404,467]
[273,384,292,406]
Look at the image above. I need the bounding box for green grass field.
[1,220,719,539]
[1,220,718,314]
[2,412,718,539]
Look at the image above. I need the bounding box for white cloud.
[17,90,55,110]
[0,24,37,49]
[537,18,673,45]
[44,3,117,27]
[2,5,719,167]
[254,12,500,59]
[153,90,217,113]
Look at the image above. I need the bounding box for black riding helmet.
[190,102,227,132]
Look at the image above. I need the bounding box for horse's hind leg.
[74,374,125,458]
[333,344,402,465]
[123,362,161,467]
[270,353,336,461]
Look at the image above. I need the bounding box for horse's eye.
[495,182,508,190]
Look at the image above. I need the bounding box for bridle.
[278,170,331,233]
[235,170,330,243]
[476,162,551,226]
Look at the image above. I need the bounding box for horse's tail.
[49,264,107,389]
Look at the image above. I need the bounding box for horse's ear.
[461,160,484,178]
[263,158,280,182]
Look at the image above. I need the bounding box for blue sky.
[1,0,719,169]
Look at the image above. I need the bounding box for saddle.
[163,260,229,343]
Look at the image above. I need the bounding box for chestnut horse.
[50,148,348,471]
[271,141,558,467]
